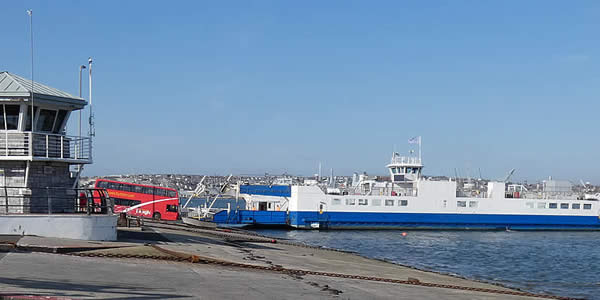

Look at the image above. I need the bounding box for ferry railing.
[0,132,91,163]
[456,190,488,198]
[509,192,582,200]
[390,156,422,165]
[345,187,418,197]
[0,186,112,215]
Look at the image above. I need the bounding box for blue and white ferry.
[215,150,600,230]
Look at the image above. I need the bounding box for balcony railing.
[0,132,92,163]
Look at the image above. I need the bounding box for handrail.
[0,186,112,215]
[0,132,91,162]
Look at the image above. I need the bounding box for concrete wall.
[0,215,117,241]
[0,161,75,214]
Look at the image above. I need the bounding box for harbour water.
[253,229,600,300]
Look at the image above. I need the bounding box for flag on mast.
[408,136,421,144]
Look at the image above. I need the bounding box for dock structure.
[0,71,115,240]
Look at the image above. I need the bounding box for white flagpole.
[27,9,34,132]
[419,136,422,162]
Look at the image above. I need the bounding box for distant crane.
[503,169,516,183]
[182,176,207,209]
[203,174,234,218]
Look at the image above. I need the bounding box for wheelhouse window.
[385,199,394,206]
[470,201,479,208]
[399,200,408,206]
[372,199,381,206]
[25,106,38,131]
[0,105,4,130]
[37,109,56,132]
[358,199,368,205]
[332,198,342,205]
[560,203,569,209]
[525,202,534,208]
[4,105,19,130]
[583,204,592,210]
[53,110,68,133]
[572,203,581,209]
[0,104,20,130]
[549,203,557,209]
[537,202,546,209]
[345,199,355,205]
[457,201,467,208]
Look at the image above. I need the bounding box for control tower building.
[0,71,92,214]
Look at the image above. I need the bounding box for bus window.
[168,190,177,198]
[134,185,144,194]
[96,181,107,188]
[108,182,119,190]
[143,187,153,195]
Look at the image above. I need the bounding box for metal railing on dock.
[0,186,112,215]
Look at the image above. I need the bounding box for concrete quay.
[0,224,571,300]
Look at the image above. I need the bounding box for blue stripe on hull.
[289,211,600,230]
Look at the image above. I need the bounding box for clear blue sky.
[1,1,599,183]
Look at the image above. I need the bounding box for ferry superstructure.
[214,152,600,230]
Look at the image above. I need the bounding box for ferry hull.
[288,211,600,230]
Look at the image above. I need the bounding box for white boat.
[216,142,600,230]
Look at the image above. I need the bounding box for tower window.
[37,109,56,132]
[25,106,38,131]
[4,105,19,130]
[53,110,68,133]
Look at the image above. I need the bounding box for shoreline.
[244,228,536,295]
[0,222,578,299]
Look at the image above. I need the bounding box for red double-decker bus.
[94,179,179,221]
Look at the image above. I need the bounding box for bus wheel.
[153,212,161,220]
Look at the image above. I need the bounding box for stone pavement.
[0,226,563,300]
